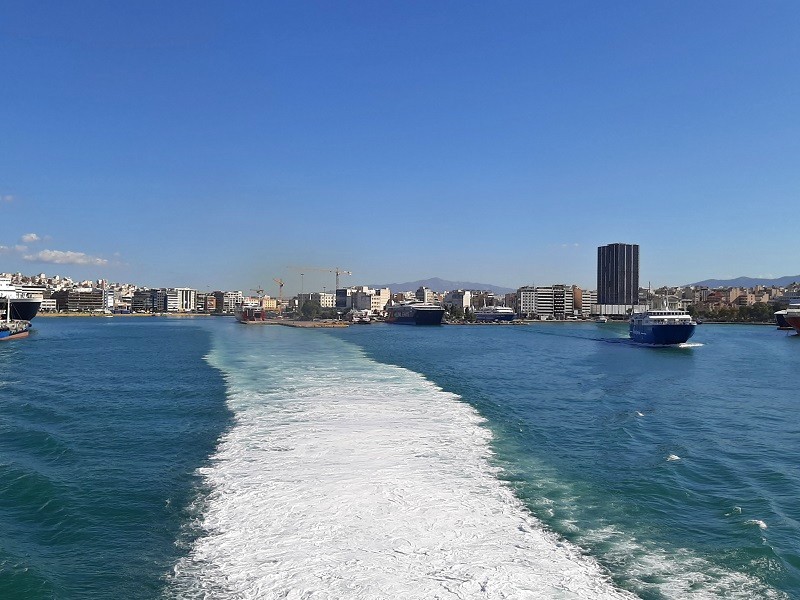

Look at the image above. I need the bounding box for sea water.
[1,318,798,599]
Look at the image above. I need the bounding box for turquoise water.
[335,323,800,598]
[0,318,231,599]
[1,318,798,598]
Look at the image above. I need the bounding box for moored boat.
[475,306,515,322]
[350,309,372,324]
[385,301,445,325]
[629,300,696,345]
[234,302,269,323]
[0,320,30,341]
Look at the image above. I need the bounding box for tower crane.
[273,278,284,302]
[288,266,353,291]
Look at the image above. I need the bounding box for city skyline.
[3,3,799,293]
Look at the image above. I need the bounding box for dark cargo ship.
[385,301,445,325]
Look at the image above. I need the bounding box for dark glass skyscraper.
[597,243,639,305]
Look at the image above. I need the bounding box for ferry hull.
[475,313,515,322]
[386,309,445,325]
[7,298,41,321]
[235,306,268,323]
[785,315,800,334]
[630,323,696,345]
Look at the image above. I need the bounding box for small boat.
[350,309,372,324]
[629,298,696,345]
[0,320,31,341]
[595,316,609,323]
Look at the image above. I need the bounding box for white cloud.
[21,233,41,243]
[0,245,11,253]
[15,245,27,252]
[23,249,108,266]
[1,194,14,204]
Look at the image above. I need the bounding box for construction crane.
[289,266,352,291]
[273,278,284,301]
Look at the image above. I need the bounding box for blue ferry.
[475,306,516,322]
[629,303,696,345]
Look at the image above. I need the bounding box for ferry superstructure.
[385,301,445,325]
[474,306,515,322]
[234,301,270,323]
[0,277,41,321]
[775,297,800,330]
[629,301,696,345]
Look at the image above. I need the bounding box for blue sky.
[2,2,798,294]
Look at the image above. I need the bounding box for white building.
[579,289,598,317]
[223,291,243,313]
[351,286,391,313]
[312,292,336,308]
[415,286,436,304]
[443,290,472,311]
[515,285,574,319]
[517,286,536,317]
[164,288,197,312]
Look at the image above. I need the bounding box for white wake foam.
[168,330,634,599]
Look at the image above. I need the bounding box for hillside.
[368,277,514,296]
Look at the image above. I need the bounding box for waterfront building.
[576,288,597,317]
[350,287,390,313]
[336,288,353,309]
[51,288,106,312]
[391,291,417,303]
[213,290,242,314]
[515,285,575,319]
[298,292,334,310]
[196,293,212,313]
[40,298,57,312]
[165,289,179,312]
[469,291,496,309]
[597,243,639,306]
[312,292,335,309]
[534,285,574,320]
[516,286,536,317]
[132,289,154,312]
[162,288,197,312]
[443,290,471,311]
[415,286,436,304]
[504,292,517,310]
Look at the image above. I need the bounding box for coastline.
[237,319,349,328]
[38,312,215,318]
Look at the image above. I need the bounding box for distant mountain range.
[368,277,514,296]
[686,275,800,288]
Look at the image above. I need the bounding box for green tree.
[300,299,321,320]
